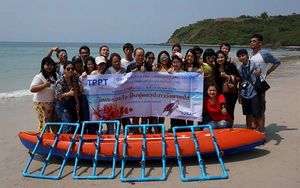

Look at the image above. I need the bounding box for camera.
[241,82,249,90]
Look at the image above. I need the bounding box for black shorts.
[241,94,263,118]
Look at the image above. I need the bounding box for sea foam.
[0,89,32,100]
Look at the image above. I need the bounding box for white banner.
[83,72,203,121]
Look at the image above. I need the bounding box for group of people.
[30,34,280,134]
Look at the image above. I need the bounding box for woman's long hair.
[40,57,57,81]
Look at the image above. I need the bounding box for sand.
[1,57,300,188]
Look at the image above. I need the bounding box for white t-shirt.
[121,58,134,69]
[30,73,56,102]
[250,50,281,80]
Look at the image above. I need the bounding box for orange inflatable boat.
[19,127,266,160]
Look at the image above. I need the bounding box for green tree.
[261,12,269,19]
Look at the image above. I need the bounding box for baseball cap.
[72,55,82,64]
[172,52,183,60]
[95,56,106,65]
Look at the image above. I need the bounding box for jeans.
[54,99,77,133]
[207,120,231,130]
[79,94,90,121]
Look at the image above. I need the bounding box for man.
[121,43,134,69]
[79,45,90,59]
[126,47,152,73]
[126,48,152,133]
[249,34,281,132]
[99,45,110,62]
[47,47,68,76]
[99,45,110,70]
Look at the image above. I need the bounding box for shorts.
[261,92,266,113]
[241,94,263,118]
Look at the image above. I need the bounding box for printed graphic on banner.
[83,72,203,121]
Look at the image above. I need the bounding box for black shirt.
[126,61,152,73]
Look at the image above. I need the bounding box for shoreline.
[2,41,300,49]
[1,56,299,101]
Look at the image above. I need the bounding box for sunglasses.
[66,67,74,71]
[160,56,169,62]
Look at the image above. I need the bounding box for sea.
[0,41,299,100]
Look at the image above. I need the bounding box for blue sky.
[0,0,299,43]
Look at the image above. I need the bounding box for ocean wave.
[0,89,32,100]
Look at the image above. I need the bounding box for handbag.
[242,61,270,94]
[222,76,238,93]
[254,76,270,94]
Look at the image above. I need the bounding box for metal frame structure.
[73,120,120,179]
[22,122,80,179]
[120,124,167,182]
[172,124,228,182]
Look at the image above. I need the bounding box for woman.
[220,42,235,65]
[149,51,172,132]
[183,48,198,72]
[142,51,156,132]
[171,43,182,55]
[79,56,96,122]
[54,61,80,132]
[82,56,96,77]
[203,83,232,129]
[30,57,58,132]
[168,53,185,73]
[91,56,106,75]
[145,51,155,66]
[202,48,216,94]
[105,53,126,74]
[214,50,240,124]
[153,50,171,72]
[182,49,198,126]
[105,53,128,134]
[168,53,187,131]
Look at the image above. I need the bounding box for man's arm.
[261,50,281,76]
[47,46,59,58]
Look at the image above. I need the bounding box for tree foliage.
[167,14,300,47]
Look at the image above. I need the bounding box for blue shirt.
[238,60,261,99]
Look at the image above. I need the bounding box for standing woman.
[142,51,156,132]
[80,56,96,122]
[105,53,128,133]
[30,57,58,132]
[214,50,240,124]
[151,51,172,132]
[54,62,80,128]
[202,49,216,93]
[182,49,198,126]
[168,53,187,131]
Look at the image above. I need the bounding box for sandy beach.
[1,57,300,188]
